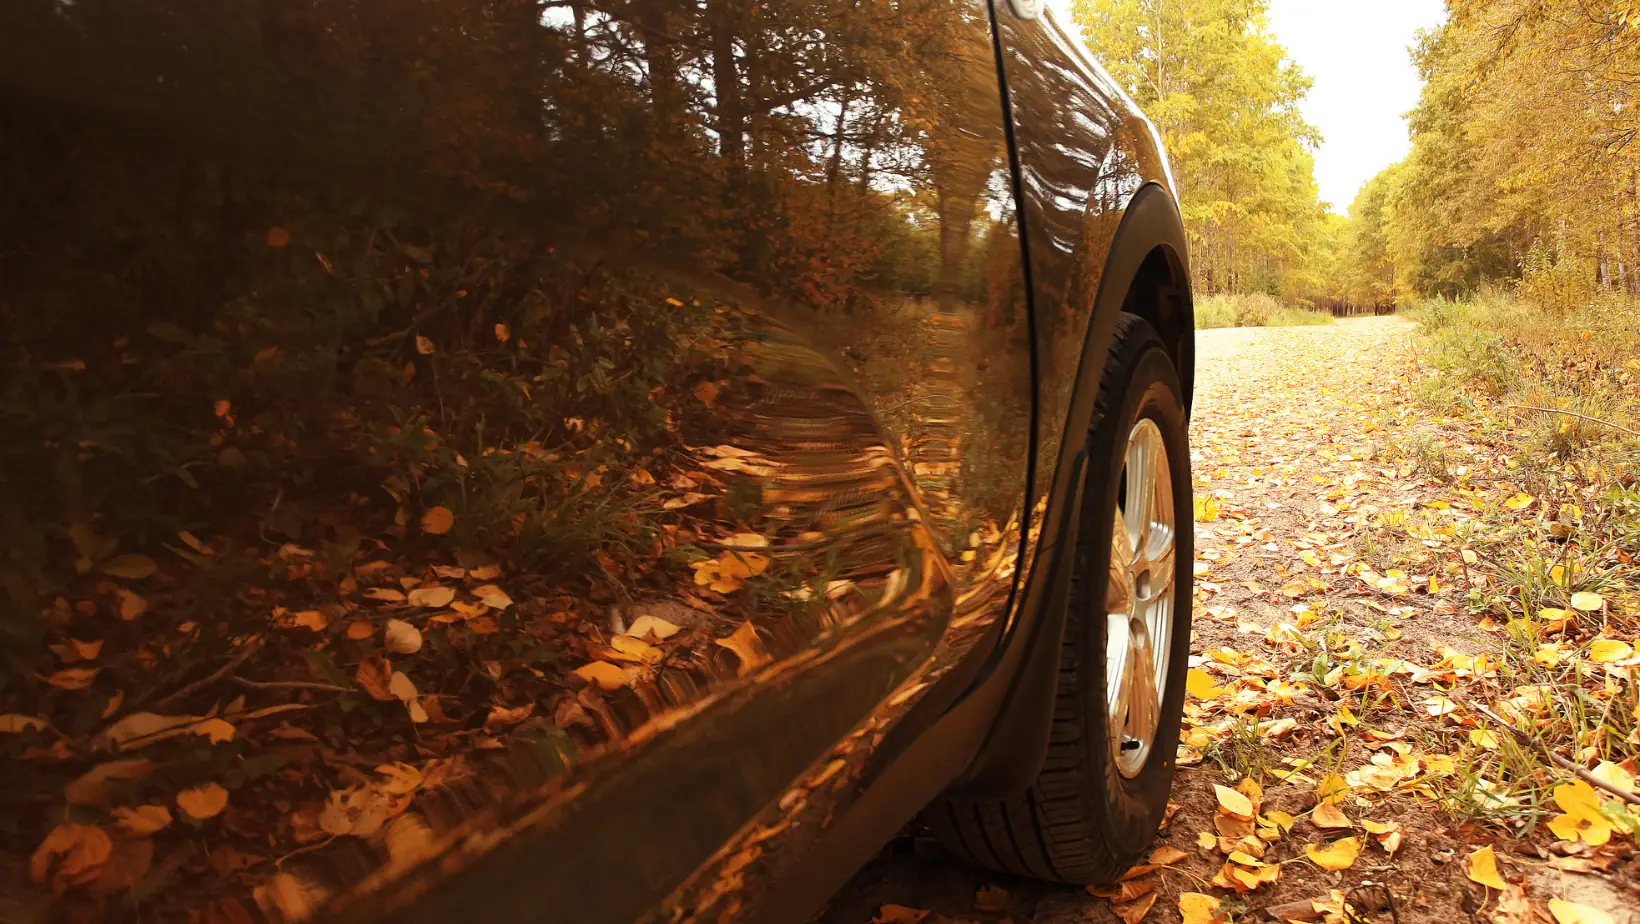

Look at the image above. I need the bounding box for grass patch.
[1195,293,1335,330]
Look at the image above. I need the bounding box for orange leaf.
[176,782,229,820]
[420,506,454,535]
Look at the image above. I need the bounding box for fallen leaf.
[0,714,47,733]
[1111,890,1159,924]
[1587,639,1633,663]
[384,618,423,654]
[1178,892,1224,924]
[1569,591,1604,612]
[472,584,513,609]
[1503,492,1534,510]
[574,661,629,691]
[407,585,456,608]
[356,654,395,701]
[1187,668,1226,700]
[1311,802,1353,829]
[715,621,771,675]
[872,906,929,924]
[494,323,511,343]
[420,506,454,535]
[111,805,172,836]
[39,667,100,690]
[1548,899,1615,924]
[176,782,229,820]
[30,823,112,893]
[347,619,374,640]
[1213,784,1255,821]
[1464,844,1508,889]
[387,672,428,722]
[415,335,435,355]
[628,614,682,640]
[1150,845,1189,865]
[266,227,291,247]
[116,589,147,620]
[484,703,535,733]
[1305,837,1361,871]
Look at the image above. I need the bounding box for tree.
[1070,0,1330,299]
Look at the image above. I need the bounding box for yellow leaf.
[176,782,229,820]
[494,323,511,343]
[607,634,663,664]
[1547,811,1611,846]
[101,554,158,580]
[628,614,681,640]
[112,805,172,836]
[1178,892,1224,924]
[1464,845,1508,889]
[1588,639,1632,663]
[1305,837,1361,870]
[384,618,423,654]
[1548,899,1616,924]
[407,585,456,608]
[1469,728,1501,750]
[715,621,771,676]
[973,884,1009,912]
[415,335,435,355]
[1186,668,1225,700]
[574,661,629,691]
[420,506,454,535]
[1315,773,1351,805]
[265,227,291,248]
[1213,784,1254,820]
[1503,493,1535,511]
[1264,809,1295,833]
[1149,845,1189,865]
[1195,831,1216,849]
[1570,591,1604,612]
[472,584,514,610]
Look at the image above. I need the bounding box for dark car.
[0,0,1194,921]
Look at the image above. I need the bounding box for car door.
[0,1,1031,922]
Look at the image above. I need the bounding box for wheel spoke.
[1123,620,1159,743]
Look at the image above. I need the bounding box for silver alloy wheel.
[1104,417,1177,778]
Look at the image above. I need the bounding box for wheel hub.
[1104,417,1176,777]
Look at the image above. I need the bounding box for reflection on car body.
[0,0,1189,922]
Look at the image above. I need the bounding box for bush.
[1194,293,1331,329]
[1195,295,1237,329]
[1267,306,1332,327]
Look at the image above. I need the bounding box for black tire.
[929,313,1193,884]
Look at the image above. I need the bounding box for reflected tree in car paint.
[0,0,1037,921]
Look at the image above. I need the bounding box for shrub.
[1195,295,1237,329]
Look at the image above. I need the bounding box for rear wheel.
[929,313,1192,883]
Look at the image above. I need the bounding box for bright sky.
[1043,0,1447,214]
[1266,0,1447,213]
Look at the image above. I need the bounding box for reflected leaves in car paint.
[0,0,1030,921]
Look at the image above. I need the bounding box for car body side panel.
[990,4,1182,614]
[0,1,1031,922]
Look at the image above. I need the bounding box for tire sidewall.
[1079,340,1193,856]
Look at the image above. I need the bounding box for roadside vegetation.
[1194,294,1334,330]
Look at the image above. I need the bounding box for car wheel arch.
[938,178,1194,799]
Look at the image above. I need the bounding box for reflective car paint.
[0,1,1183,922]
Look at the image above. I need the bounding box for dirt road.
[821,316,1638,924]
